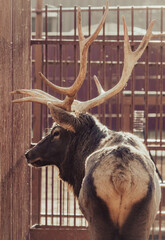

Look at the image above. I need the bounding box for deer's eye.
[51,128,61,141]
[53,130,60,137]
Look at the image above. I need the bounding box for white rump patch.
[92,146,151,228]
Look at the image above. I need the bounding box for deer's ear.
[47,103,77,132]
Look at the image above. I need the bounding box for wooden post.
[0,0,13,238]
[0,0,31,239]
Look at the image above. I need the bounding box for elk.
[12,1,161,239]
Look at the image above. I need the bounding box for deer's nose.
[25,150,31,161]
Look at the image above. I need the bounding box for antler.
[11,1,109,111]
[72,17,155,113]
[11,1,155,114]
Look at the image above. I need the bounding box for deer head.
[11,1,155,132]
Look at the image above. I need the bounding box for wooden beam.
[12,0,31,239]
[30,226,90,240]
[123,95,165,106]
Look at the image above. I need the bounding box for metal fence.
[31,4,165,239]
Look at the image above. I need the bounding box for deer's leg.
[79,170,120,240]
[120,176,160,240]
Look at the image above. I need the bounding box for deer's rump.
[79,144,161,240]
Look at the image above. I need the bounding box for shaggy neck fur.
[58,114,107,197]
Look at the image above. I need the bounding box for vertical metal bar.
[97,7,102,122]
[131,7,134,42]
[159,7,163,146]
[74,6,77,83]
[102,5,106,125]
[87,5,91,103]
[51,167,54,225]
[59,4,63,226]
[73,6,77,227]
[67,189,69,226]
[52,32,57,225]
[56,174,59,225]
[59,181,62,226]
[158,10,163,238]
[108,7,112,130]
[45,168,48,225]
[116,7,120,130]
[154,47,159,190]
[63,43,67,89]
[131,7,135,133]
[52,9,57,89]
[59,5,63,88]
[45,5,48,77]
[44,4,48,226]
[155,49,159,142]
[158,192,162,240]
[144,7,149,145]
[63,183,65,225]
[72,6,78,227]
[98,24,101,122]
[73,196,76,226]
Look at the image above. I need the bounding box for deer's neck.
[59,117,108,197]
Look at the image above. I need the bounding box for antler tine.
[11,89,59,101]
[12,97,66,110]
[11,89,63,107]
[39,1,109,98]
[72,17,155,113]
[12,97,53,105]
[93,75,105,95]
